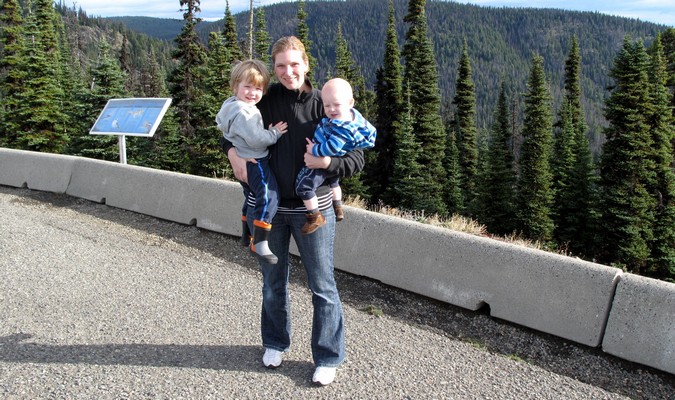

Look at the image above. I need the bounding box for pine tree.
[53,10,85,142]
[253,7,271,65]
[14,0,69,153]
[296,0,316,81]
[370,0,402,205]
[443,117,463,214]
[387,88,426,211]
[401,0,447,216]
[551,100,577,238]
[517,55,554,242]
[552,37,598,256]
[478,82,517,235]
[168,0,207,173]
[0,0,25,147]
[196,31,233,177]
[452,40,479,216]
[599,37,656,272]
[645,35,675,281]
[140,45,167,97]
[67,39,128,161]
[661,28,675,125]
[332,21,370,200]
[222,0,243,62]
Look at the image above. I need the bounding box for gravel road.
[0,185,672,399]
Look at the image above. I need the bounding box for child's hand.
[270,121,288,134]
[305,137,315,155]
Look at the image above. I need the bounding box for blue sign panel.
[90,98,172,137]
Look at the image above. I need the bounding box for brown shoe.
[301,211,326,235]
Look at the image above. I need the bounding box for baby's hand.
[305,137,315,154]
[270,121,288,134]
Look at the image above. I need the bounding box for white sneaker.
[262,348,282,368]
[312,366,336,386]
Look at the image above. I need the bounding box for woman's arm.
[319,148,365,178]
[219,137,249,183]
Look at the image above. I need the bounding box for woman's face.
[273,49,309,91]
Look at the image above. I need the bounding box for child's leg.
[303,196,320,211]
[327,177,344,222]
[296,167,327,234]
[240,183,252,246]
[247,160,279,264]
[331,185,342,201]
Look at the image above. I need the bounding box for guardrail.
[1,148,672,375]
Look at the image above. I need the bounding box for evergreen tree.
[553,37,598,256]
[14,0,68,153]
[168,0,207,173]
[645,35,675,281]
[53,10,85,142]
[452,40,479,216]
[370,0,402,205]
[196,31,233,177]
[401,0,447,216]
[222,0,243,62]
[332,21,370,200]
[296,0,316,81]
[551,100,577,239]
[140,45,167,97]
[599,37,656,272]
[387,88,426,211]
[0,0,25,147]
[67,39,128,161]
[661,28,675,126]
[478,82,516,235]
[443,117,463,214]
[204,31,232,103]
[517,55,554,242]
[253,7,271,65]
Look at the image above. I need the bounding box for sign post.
[89,98,172,164]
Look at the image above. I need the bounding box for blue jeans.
[247,206,344,368]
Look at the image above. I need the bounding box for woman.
[222,36,364,386]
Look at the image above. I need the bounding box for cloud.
[72,0,674,26]
[72,0,295,19]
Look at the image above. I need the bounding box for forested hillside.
[114,0,666,151]
[1,0,673,282]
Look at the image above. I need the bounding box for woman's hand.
[228,147,251,183]
[304,152,330,169]
[305,137,315,155]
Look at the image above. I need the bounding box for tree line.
[0,0,673,282]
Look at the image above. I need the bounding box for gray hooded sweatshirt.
[215,96,283,159]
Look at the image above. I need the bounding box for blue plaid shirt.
[311,108,376,157]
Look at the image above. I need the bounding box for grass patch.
[504,354,526,363]
[465,337,487,351]
[345,195,571,256]
[361,304,384,317]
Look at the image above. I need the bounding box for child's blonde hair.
[229,59,270,93]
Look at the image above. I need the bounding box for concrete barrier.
[0,148,76,193]
[602,273,675,374]
[333,208,622,347]
[65,157,239,234]
[1,148,673,374]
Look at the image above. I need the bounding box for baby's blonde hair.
[229,59,270,93]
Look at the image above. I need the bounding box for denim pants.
[295,166,339,201]
[247,206,344,368]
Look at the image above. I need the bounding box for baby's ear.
[349,98,355,107]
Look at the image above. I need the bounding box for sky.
[70,0,675,27]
